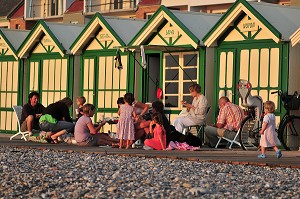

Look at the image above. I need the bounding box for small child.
[117,97,125,109]
[144,112,166,150]
[258,101,282,158]
[117,93,136,149]
[76,96,86,119]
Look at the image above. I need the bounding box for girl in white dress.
[258,101,282,158]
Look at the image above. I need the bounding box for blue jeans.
[40,121,74,133]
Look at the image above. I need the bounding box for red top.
[144,125,166,150]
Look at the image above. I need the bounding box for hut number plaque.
[240,20,258,32]
[162,28,178,38]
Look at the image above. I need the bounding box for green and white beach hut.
[0,29,29,133]
[203,0,300,120]
[128,6,221,123]
[17,20,85,107]
[70,13,146,132]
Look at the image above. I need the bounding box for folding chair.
[183,106,211,142]
[215,127,242,149]
[10,106,30,141]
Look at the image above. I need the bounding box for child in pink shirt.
[144,112,166,150]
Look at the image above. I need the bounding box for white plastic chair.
[215,128,242,149]
[10,106,30,141]
[182,106,211,142]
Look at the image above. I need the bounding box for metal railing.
[85,0,137,13]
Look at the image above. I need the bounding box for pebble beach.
[0,146,300,198]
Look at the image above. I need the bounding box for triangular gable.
[18,20,66,58]
[70,13,125,55]
[290,27,300,47]
[129,6,199,49]
[203,0,281,47]
[0,30,18,59]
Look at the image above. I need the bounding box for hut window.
[164,52,198,108]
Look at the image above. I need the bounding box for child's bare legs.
[126,140,133,149]
[273,146,279,152]
[261,147,266,155]
[119,139,124,149]
[51,130,67,143]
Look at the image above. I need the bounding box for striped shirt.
[217,102,244,131]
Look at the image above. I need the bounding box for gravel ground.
[0,146,300,199]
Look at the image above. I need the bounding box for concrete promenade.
[1,133,300,168]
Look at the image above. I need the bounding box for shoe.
[143,145,153,150]
[258,154,266,158]
[276,150,282,159]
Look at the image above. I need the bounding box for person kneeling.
[144,112,166,150]
[74,104,119,146]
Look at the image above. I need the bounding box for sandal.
[112,143,120,148]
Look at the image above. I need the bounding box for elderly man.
[204,96,244,147]
[20,91,45,135]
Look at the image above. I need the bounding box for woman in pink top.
[144,112,166,150]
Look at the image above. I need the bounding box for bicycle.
[271,90,300,150]
[237,79,263,150]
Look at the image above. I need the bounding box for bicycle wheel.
[239,116,261,150]
[278,115,300,151]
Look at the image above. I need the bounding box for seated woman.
[173,83,208,133]
[74,103,119,146]
[39,97,75,143]
[144,112,166,150]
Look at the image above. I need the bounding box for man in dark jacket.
[20,91,45,135]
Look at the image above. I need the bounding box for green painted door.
[28,57,69,107]
[81,54,128,132]
[215,44,286,118]
[216,49,237,104]
[0,60,19,133]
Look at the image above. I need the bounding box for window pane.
[183,82,193,94]
[165,82,178,94]
[165,55,179,67]
[183,68,197,80]
[183,95,193,103]
[165,96,178,107]
[184,54,197,66]
[165,69,179,81]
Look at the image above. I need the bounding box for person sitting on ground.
[39,97,75,143]
[173,83,208,133]
[74,104,119,146]
[204,96,244,147]
[20,91,45,135]
[75,96,86,119]
[144,112,166,150]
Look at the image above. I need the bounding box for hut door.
[82,58,96,105]
[141,53,160,103]
[28,58,69,107]
[216,49,237,103]
[0,60,19,133]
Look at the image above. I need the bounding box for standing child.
[258,101,282,158]
[144,112,166,150]
[117,93,136,149]
[76,96,86,119]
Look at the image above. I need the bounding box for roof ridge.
[250,1,300,10]
[104,16,147,22]
[44,21,86,27]
[1,28,30,33]
[171,9,222,17]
